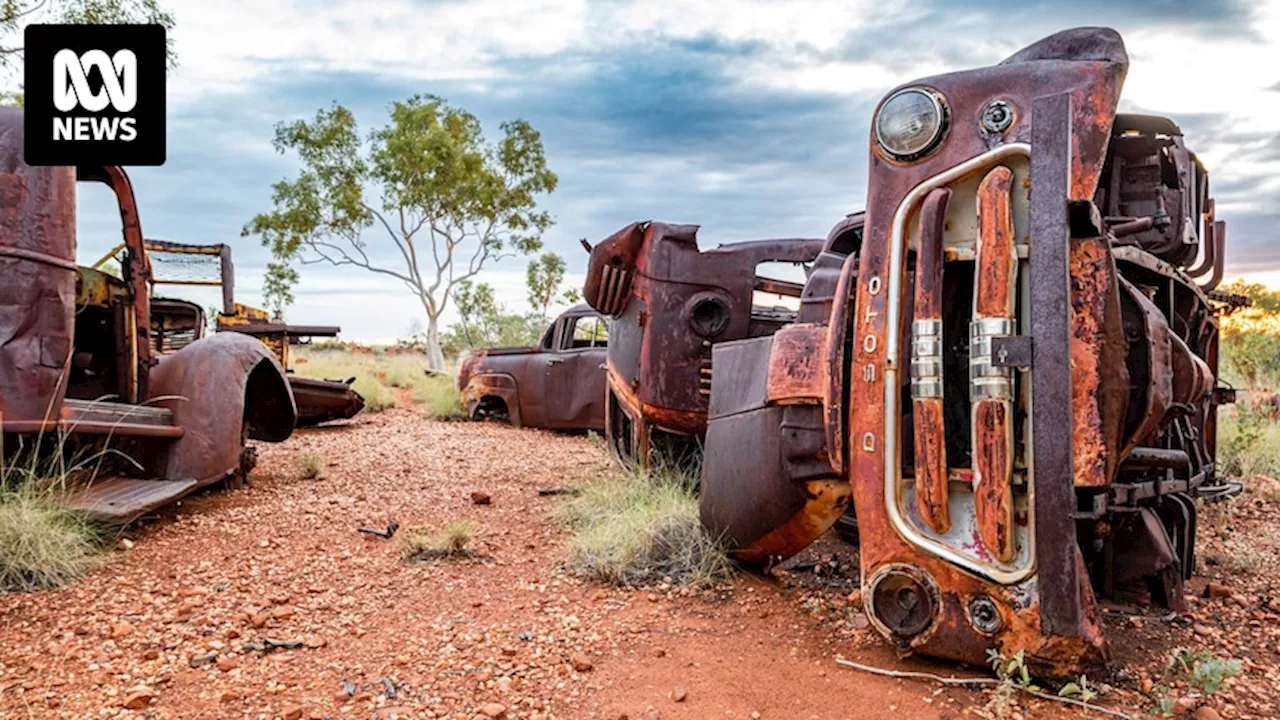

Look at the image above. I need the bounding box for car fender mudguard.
[461,372,522,427]
[148,332,296,482]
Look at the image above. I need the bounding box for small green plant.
[557,460,731,588]
[1168,648,1241,694]
[985,649,1039,717]
[1057,674,1098,702]
[0,487,102,592]
[401,521,476,560]
[297,451,324,480]
[1150,648,1242,715]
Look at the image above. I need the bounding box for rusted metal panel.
[764,324,827,405]
[62,477,199,524]
[289,376,366,427]
[1030,92,1086,639]
[0,108,76,425]
[972,166,1018,563]
[149,331,297,482]
[911,188,950,534]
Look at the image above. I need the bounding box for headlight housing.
[875,87,947,160]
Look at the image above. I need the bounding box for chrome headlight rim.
[874,86,949,162]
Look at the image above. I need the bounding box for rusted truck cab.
[583,222,825,464]
[0,107,296,523]
[456,304,608,431]
[701,28,1238,675]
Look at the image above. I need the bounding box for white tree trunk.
[426,314,445,372]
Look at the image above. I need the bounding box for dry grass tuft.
[556,462,731,588]
[401,521,476,560]
[297,451,324,480]
[0,486,102,592]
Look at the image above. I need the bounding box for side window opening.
[753,260,808,310]
[561,315,608,350]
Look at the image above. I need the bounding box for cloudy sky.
[61,0,1280,342]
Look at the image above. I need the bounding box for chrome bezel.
[874,86,948,161]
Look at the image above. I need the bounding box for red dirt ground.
[0,409,1274,719]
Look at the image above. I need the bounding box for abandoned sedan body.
[456,305,608,431]
[583,223,826,464]
[699,27,1242,675]
[0,107,297,524]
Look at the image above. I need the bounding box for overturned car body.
[583,223,827,464]
[699,28,1241,674]
[0,108,297,524]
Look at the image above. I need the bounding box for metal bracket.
[990,335,1033,368]
[1212,386,1237,405]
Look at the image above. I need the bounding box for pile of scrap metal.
[93,239,365,426]
[597,28,1250,677]
[0,107,297,524]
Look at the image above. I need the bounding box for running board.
[63,478,200,524]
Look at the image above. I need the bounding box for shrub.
[557,462,731,588]
[297,451,324,480]
[1218,405,1280,477]
[0,487,101,592]
[401,521,475,560]
[416,372,466,420]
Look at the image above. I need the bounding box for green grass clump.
[297,451,324,480]
[400,521,476,560]
[556,463,730,588]
[1218,405,1280,478]
[415,372,466,420]
[352,375,396,413]
[0,486,101,592]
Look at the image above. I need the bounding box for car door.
[544,313,609,430]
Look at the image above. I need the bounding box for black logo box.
[24,24,166,167]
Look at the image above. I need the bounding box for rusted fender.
[458,371,523,427]
[148,332,296,483]
[0,108,76,425]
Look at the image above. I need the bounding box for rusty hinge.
[990,335,1033,368]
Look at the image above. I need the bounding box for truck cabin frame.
[583,222,826,465]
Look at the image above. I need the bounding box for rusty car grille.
[592,264,633,316]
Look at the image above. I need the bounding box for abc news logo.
[24,24,166,166]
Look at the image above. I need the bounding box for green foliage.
[1219,279,1280,312]
[414,372,466,420]
[263,261,298,321]
[557,461,732,588]
[440,279,543,354]
[1168,647,1241,694]
[1057,675,1097,702]
[526,252,573,322]
[0,487,101,592]
[984,649,1042,718]
[1,0,179,103]
[1218,405,1280,477]
[1150,648,1242,715]
[242,95,557,369]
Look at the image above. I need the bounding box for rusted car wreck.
[691,28,1243,675]
[456,305,609,431]
[0,108,297,523]
[583,224,832,464]
[94,239,366,426]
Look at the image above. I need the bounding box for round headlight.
[875,87,947,160]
